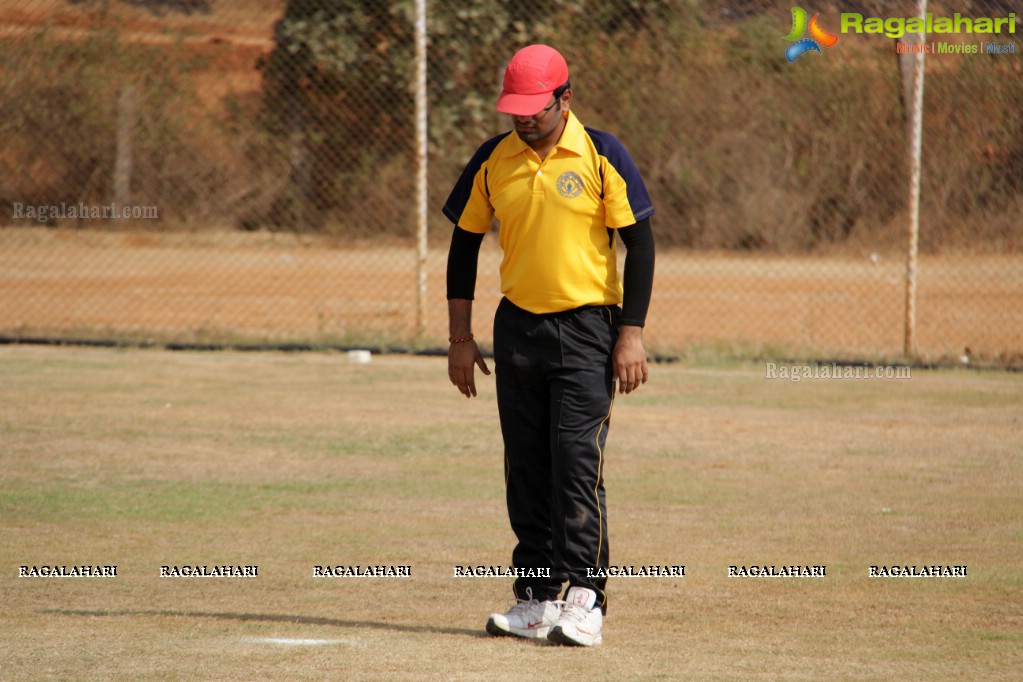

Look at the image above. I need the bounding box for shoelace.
[556,601,590,625]
[506,598,541,616]
[505,586,545,616]
[506,591,564,622]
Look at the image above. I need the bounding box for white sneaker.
[485,589,562,639]
[547,586,603,646]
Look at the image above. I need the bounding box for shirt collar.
[499,111,587,159]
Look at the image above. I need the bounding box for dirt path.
[2,227,1020,364]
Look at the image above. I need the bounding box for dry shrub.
[2,0,1019,252]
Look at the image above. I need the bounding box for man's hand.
[612,325,648,395]
[447,298,490,398]
[448,339,491,398]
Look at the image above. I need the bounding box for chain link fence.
[1,0,1020,365]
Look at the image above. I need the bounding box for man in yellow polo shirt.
[443,44,655,647]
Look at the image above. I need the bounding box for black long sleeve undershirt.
[445,227,485,301]
[446,216,655,327]
[617,217,655,327]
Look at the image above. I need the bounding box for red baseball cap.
[496,45,569,116]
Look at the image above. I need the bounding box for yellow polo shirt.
[443,111,654,314]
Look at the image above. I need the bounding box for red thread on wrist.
[448,334,474,344]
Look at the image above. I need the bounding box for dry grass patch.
[1,347,1020,680]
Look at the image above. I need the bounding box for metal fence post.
[113,83,136,224]
[904,0,927,359]
[415,0,428,340]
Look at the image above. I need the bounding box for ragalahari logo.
[783,7,839,62]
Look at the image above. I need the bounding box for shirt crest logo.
[556,171,583,199]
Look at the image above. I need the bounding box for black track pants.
[493,297,617,614]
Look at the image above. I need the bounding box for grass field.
[1,345,1020,680]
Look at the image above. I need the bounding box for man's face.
[512,94,564,145]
